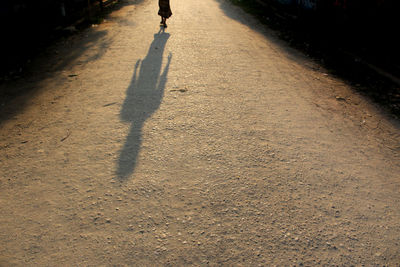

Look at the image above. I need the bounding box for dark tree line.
[0,0,111,74]
[262,0,400,64]
[0,0,106,28]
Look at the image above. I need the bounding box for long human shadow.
[117,29,171,180]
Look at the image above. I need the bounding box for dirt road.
[1,0,400,265]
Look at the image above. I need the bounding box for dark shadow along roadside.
[220,0,400,119]
[0,0,141,125]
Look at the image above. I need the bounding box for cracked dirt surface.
[1,0,400,265]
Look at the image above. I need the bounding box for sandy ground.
[1,0,400,265]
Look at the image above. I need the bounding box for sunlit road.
[1,0,400,265]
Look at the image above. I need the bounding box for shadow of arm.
[157,53,172,92]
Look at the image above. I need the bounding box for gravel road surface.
[1,0,400,265]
